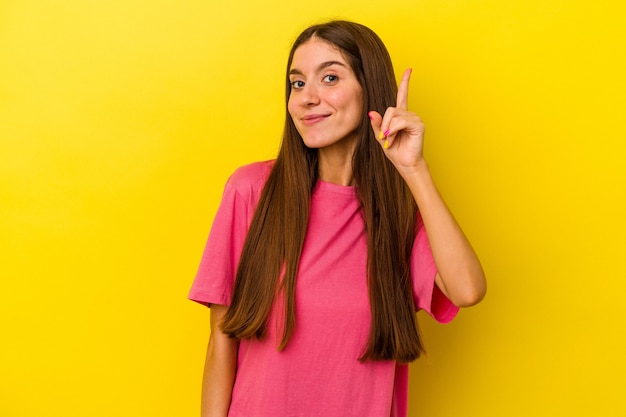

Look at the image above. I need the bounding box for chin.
[300,133,355,150]
[302,140,336,149]
[300,135,331,149]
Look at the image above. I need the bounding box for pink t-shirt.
[189,161,458,417]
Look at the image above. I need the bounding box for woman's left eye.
[323,74,339,83]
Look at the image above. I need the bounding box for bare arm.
[369,68,486,307]
[399,162,486,307]
[201,304,238,417]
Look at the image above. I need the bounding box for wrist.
[396,159,430,182]
[397,159,440,209]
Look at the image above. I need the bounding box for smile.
[301,114,331,126]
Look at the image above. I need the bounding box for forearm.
[399,161,486,307]
[202,305,238,417]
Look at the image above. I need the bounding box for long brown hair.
[221,20,424,363]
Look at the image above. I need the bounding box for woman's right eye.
[291,80,305,90]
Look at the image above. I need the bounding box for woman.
[189,20,486,417]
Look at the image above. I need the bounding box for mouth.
[301,114,331,126]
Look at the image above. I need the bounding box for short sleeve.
[411,213,459,323]
[188,182,253,307]
[189,162,272,307]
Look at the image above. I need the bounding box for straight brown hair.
[221,20,424,363]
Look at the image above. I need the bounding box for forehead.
[290,38,350,70]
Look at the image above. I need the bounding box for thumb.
[368,111,383,139]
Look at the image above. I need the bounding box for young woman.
[189,20,486,417]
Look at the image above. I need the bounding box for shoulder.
[225,160,275,198]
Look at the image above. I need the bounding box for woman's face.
[287,38,363,150]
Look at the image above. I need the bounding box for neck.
[317,139,356,186]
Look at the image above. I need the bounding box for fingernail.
[378,131,385,140]
[384,140,389,149]
[368,111,373,120]
[383,129,390,137]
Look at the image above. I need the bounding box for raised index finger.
[396,68,412,110]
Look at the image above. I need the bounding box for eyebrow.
[289,60,347,76]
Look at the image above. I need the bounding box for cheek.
[330,88,363,115]
[326,90,348,107]
[287,97,297,119]
[342,98,363,124]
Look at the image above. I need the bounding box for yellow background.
[1,0,624,416]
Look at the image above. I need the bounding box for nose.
[300,83,320,106]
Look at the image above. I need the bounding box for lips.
[301,114,330,126]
